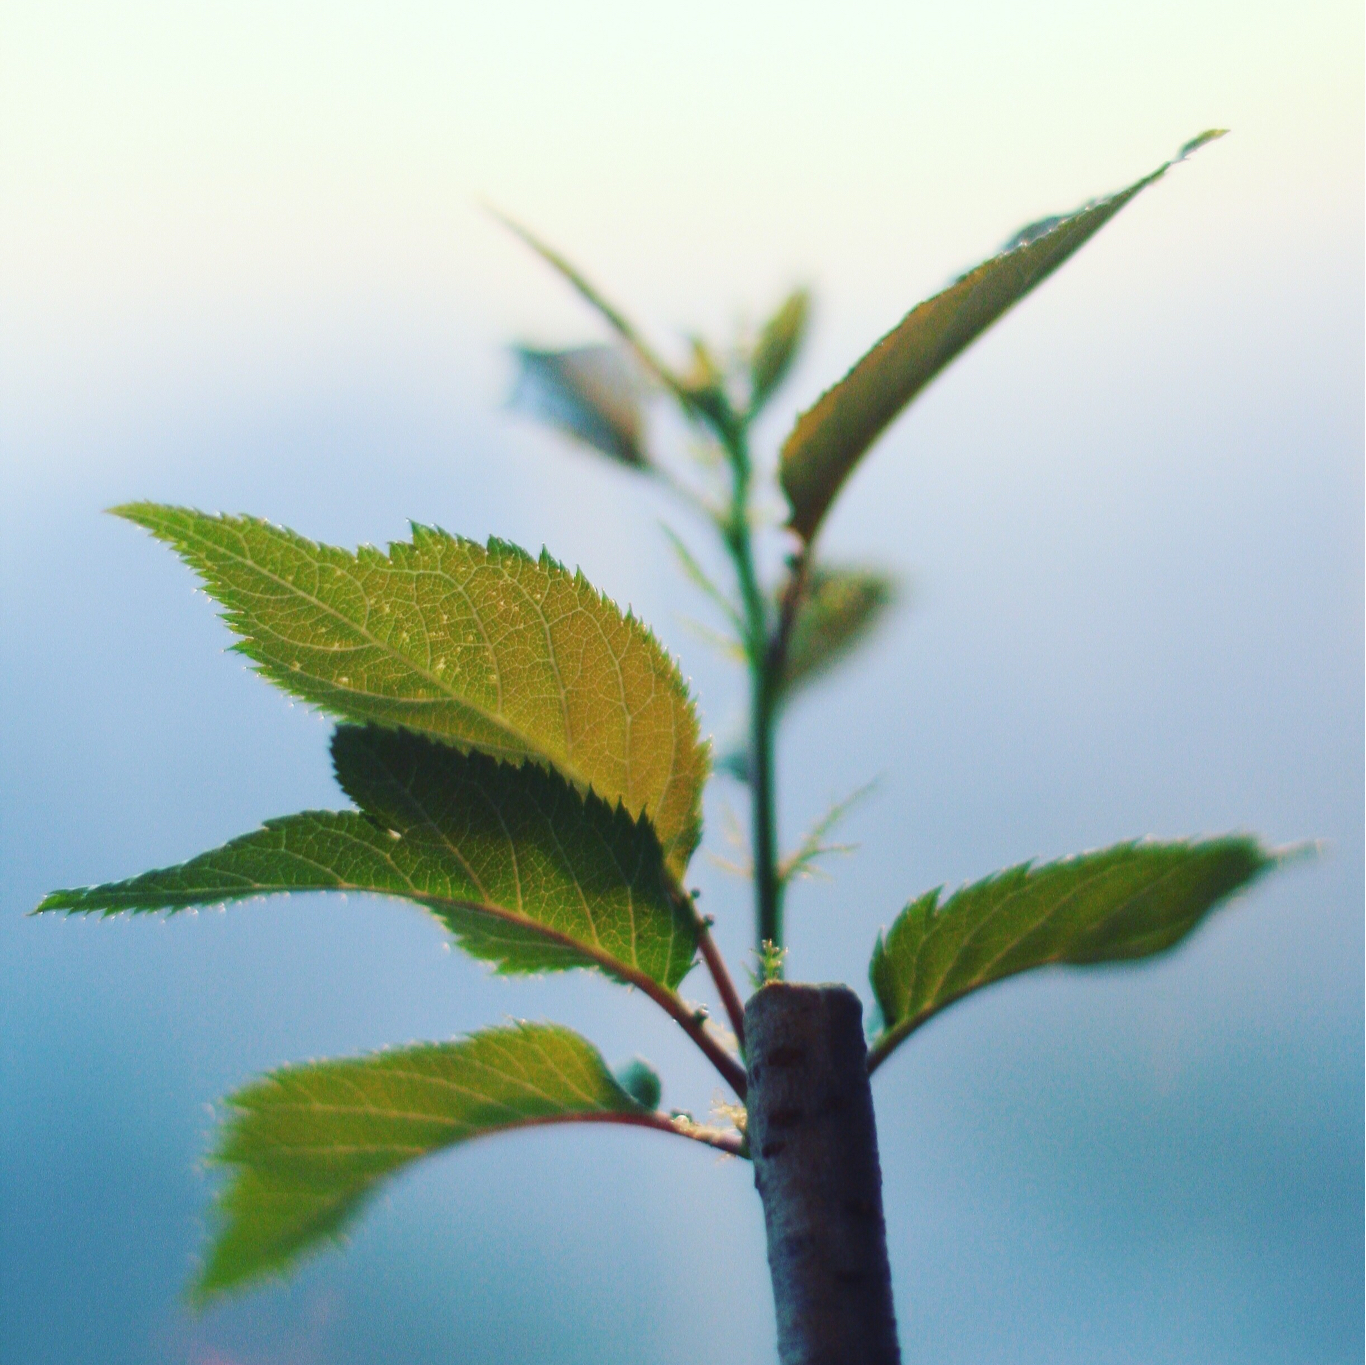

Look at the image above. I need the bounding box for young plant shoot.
[40,131,1286,1364]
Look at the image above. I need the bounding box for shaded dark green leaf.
[782,565,897,696]
[39,725,698,989]
[195,1024,645,1298]
[868,837,1276,1071]
[112,505,708,872]
[779,141,1216,541]
[511,344,649,466]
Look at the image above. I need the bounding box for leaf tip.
[107,500,167,529]
[1266,837,1322,872]
[1177,128,1229,161]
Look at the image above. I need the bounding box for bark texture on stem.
[745,984,901,1365]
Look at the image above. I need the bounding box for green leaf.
[613,1057,663,1110]
[750,288,810,410]
[195,1023,645,1298]
[782,565,897,697]
[491,210,694,408]
[869,838,1276,1069]
[1177,127,1228,160]
[511,344,650,467]
[113,505,709,872]
[779,140,1213,542]
[39,724,697,990]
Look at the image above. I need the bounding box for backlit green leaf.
[195,1023,644,1298]
[868,838,1275,1070]
[780,143,1210,542]
[113,505,708,871]
[750,288,810,411]
[782,565,896,696]
[39,725,697,989]
[511,344,649,466]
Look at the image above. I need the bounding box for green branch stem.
[770,545,813,681]
[715,420,785,961]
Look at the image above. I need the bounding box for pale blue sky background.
[2,3,1362,1362]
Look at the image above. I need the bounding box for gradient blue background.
[3,3,1361,1361]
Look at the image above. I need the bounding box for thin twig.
[663,870,748,1056]
[696,916,749,1054]
[646,977,749,1098]
[411,890,747,1097]
[508,1109,747,1157]
[865,1025,912,1078]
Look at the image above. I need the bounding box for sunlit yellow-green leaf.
[113,505,708,871]
[39,725,697,989]
[195,1024,645,1298]
[868,837,1275,1071]
[779,141,1218,542]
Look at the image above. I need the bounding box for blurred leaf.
[868,838,1277,1070]
[194,1024,645,1298]
[613,1057,663,1110]
[778,780,876,886]
[511,344,649,467]
[779,141,1215,542]
[493,211,743,435]
[714,744,751,785]
[750,288,810,410]
[680,616,747,666]
[113,506,708,872]
[1177,127,1229,159]
[678,336,733,428]
[39,724,698,989]
[491,210,692,406]
[682,336,725,393]
[783,565,897,696]
[662,524,744,634]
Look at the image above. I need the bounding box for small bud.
[613,1057,663,1111]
